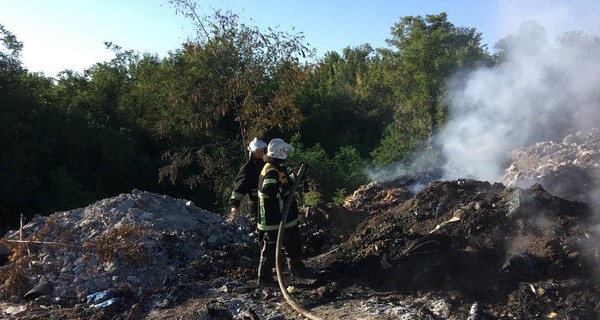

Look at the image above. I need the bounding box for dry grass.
[1,218,151,298]
[83,224,150,266]
[0,239,33,298]
[0,217,62,298]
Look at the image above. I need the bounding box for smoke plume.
[439,22,600,182]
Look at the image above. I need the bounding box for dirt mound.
[0,190,263,319]
[299,204,369,256]
[310,179,600,318]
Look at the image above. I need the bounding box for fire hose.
[274,163,324,320]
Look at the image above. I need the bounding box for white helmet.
[247,137,267,152]
[267,138,294,160]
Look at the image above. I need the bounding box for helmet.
[267,138,294,160]
[247,137,267,152]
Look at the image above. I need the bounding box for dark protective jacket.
[257,156,299,231]
[230,157,264,214]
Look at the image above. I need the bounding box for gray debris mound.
[502,126,600,204]
[1,189,256,301]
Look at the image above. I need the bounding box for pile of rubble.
[343,170,441,213]
[311,177,600,318]
[503,127,600,204]
[0,189,259,317]
[299,204,369,256]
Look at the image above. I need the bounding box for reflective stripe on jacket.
[257,161,299,231]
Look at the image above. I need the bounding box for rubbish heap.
[503,126,600,204]
[1,189,257,310]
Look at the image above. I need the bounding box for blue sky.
[1,0,599,77]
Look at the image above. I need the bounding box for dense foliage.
[2,5,517,231]
[371,13,494,165]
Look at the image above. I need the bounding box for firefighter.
[257,138,309,286]
[229,137,267,223]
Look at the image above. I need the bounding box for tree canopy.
[371,13,493,165]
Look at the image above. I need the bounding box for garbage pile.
[503,126,600,204]
[0,189,257,311]
[342,170,442,213]
[310,178,600,318]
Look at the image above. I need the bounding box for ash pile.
[0,189,257,315]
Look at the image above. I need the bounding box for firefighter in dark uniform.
[257,138,308,286]
[230,137,267,223]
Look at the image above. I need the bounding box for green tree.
[372,13,493,165]
[158,3,311,206]
[0,25,75,222]
[0,24,23,73]
[287,134,367,204]
[493,21,549,63]
[1,25,38,221]
[23,45,166,213]
[296,45,393,157]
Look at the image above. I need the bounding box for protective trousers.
[258,226,303,281]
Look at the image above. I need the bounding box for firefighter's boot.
[257,243,276,287]
[287,258,311,278]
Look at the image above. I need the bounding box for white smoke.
[496,0,600,43]
[439,22,600,182]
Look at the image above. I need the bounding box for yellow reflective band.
[258,191,281,199]
[257,219,298,231]
[258,191,269,199]
[263,178,277,187]
[261,163,275,175]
